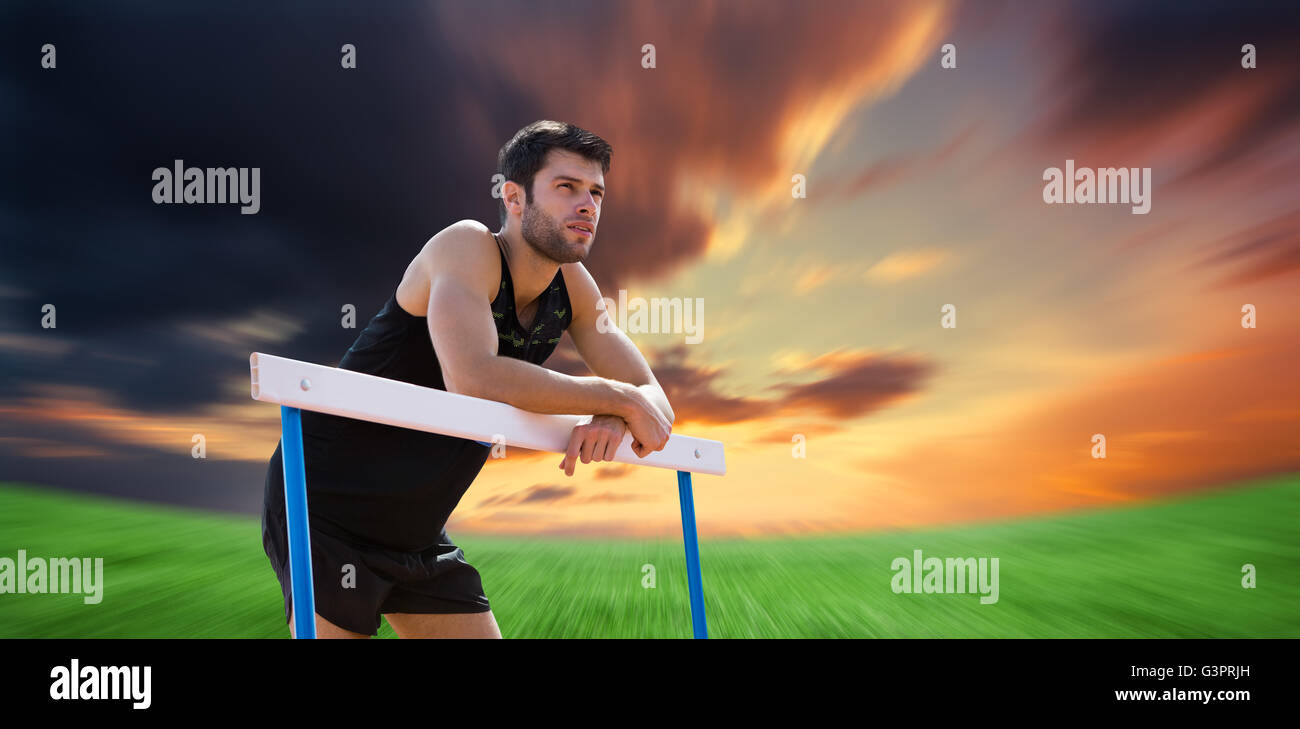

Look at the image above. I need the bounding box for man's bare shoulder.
[559,260,603,322]
[397,220,500,316]
[420,220,499,275]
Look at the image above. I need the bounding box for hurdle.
[249,352,725,639]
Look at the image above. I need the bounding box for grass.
[0,474,1297,638]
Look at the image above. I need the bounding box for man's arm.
[421,222,670,451]
[560,260,674,425]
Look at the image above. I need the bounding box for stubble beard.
[521,201,589,265]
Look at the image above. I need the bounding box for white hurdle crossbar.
[250,352,724,638]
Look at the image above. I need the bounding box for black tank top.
[337,234,572,386]
[263,233,574,552]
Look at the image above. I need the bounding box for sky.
[2,0,1298,537]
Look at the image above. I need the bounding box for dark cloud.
[1040,0,1300,182]
[1200,209,1300,288]
[592,464,633,480]
[766,350,933,419]
[1,1,532,413]
[649,344,933,425]
[476,483,576,508]
[516,484,576,504]
[584,490,651,503]
[473,482,651,510]
[646,345,772,424]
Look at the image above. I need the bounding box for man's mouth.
[567,222,594,238]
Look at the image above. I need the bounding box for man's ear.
[501,180,523,215]
[502,183,515,214]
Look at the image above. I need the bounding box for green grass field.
[1,474,1297,638]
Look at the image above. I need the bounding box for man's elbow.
[655,394,676,425]
[646,384,675,424]
[442,358,490,399]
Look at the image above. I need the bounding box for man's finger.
[592,431,611,460]
[562,427,584,476]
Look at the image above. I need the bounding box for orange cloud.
[432,0,954,286]
[857,331,1300,527]
[0,383,280,462]
[864,249,949,283]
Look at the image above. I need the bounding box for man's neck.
[497,227,560,307]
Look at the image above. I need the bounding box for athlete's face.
[519,150,604,264]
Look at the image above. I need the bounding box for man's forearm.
[455,355,635,418]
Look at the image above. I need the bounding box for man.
[262,120,675,638]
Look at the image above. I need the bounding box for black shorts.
[262,506,491,636]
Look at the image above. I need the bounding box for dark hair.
[497,120,612,226]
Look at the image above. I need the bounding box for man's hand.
[559,414,630,477]
[620,384,672,458]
